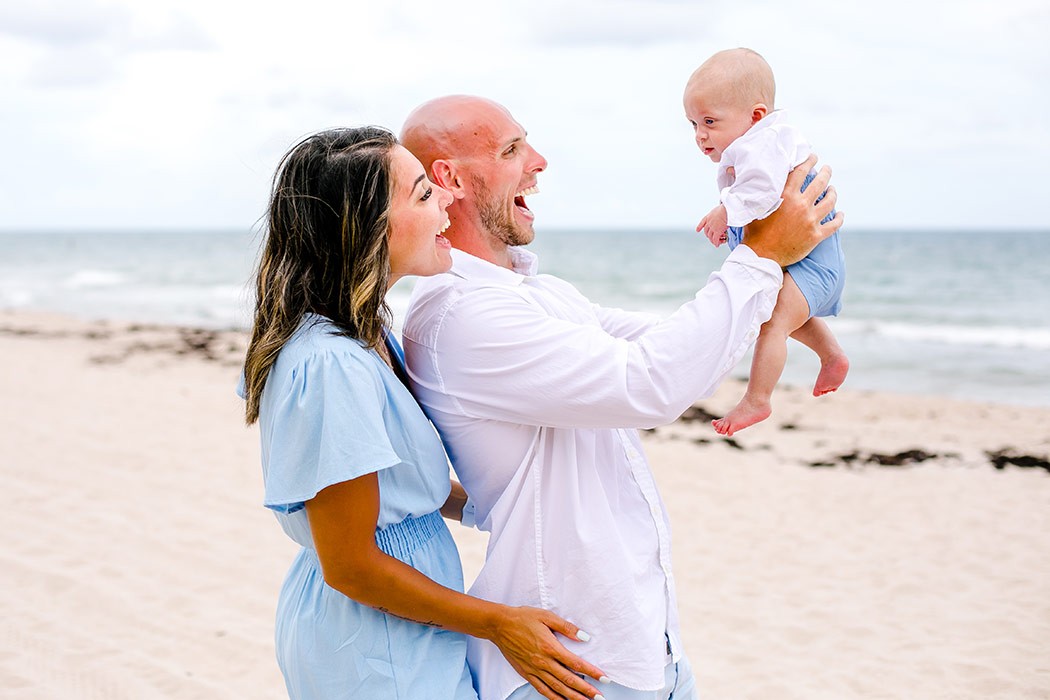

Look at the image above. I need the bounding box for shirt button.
[651,505,661,517]
[662,564,672,577]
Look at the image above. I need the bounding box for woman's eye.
[421,186,432,202]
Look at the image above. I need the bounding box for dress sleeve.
[260,348,402,514]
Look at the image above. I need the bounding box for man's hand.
[742,155,843,267]
[697,204,729,246]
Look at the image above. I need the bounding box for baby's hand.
[697,204,729,246]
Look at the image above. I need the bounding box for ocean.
[2,229,1048,407]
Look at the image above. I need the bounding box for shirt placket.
[616,427,678,657]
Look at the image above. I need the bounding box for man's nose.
[526,144,547,173]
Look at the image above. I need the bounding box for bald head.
[399,96,547,267]
[401,95,519,176]
[686,48,776,111]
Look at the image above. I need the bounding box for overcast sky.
[2,0,1047,232]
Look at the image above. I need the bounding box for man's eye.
[504,145,517,156]
[421,187,432,201]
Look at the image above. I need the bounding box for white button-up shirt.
[718,110,812,227]
[403,245,781,700]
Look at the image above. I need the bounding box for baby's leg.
[713,274,810,436]
[790,317,850,396]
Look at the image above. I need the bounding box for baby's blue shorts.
[727,170,845,318]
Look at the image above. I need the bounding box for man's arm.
[439,480,474,525]
[590,304,662,341]
[742,154,841,266]
[406,247,780,430]
[405,160,837,431]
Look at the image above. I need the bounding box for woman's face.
[386,145,453,287]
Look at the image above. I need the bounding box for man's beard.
[472,174,534,247]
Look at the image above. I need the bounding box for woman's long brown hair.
[243,127,397,424]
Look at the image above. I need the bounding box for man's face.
[462,106,547,246]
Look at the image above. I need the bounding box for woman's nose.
[437,186,453,208]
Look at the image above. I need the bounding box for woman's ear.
[751,103,769,124]
[431,160,464,198]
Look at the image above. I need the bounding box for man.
[400,95,841,700]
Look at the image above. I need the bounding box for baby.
[683,48,849,436]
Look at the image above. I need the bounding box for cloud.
[0,0,131,46]
[525,0,722,47]
[3,1,215,89]
[1,0,215,51]
[25,45,122,87]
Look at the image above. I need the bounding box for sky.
[1,0,1048,232]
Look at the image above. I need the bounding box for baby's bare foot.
[712,396,772,436]
[813,353,850,397]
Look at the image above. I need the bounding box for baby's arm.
[697,204,729,246]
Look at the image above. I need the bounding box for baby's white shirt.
[717,110,812,227]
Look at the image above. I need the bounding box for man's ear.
[751,103,769,124]
[431,159,465,198]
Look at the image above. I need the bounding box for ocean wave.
[64,270,127,288]
[0,289,34,307]
[831,319,1050,350]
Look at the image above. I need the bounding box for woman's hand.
[489,606,608,700]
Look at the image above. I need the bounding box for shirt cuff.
[460,496,477,529]
[726,243,785,284]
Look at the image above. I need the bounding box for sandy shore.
[2,310,1048,700]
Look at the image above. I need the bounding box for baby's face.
[683,83,758,163]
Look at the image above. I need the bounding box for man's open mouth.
[514,185,539,213]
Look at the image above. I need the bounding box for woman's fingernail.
[598,675,611,684]
[576,630,591,642]
[595,695,606,700]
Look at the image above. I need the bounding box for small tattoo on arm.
[374,606,446,629]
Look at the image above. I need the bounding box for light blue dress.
[243,313,477,700]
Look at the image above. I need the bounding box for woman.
[241,127,606,700]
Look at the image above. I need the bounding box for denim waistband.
[374,509,445,559]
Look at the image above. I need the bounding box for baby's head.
[683,48,775,162]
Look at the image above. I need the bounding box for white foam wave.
[831,319,1050,350]
[0,289,34,307]
[64,270,126,288]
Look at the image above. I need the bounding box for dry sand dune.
[2,311,1048,699]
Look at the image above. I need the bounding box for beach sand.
[2,310,1048,699]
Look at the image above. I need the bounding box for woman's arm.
[306,474,607,700]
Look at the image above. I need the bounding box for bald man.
[400,96,841,700]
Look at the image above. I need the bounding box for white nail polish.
[576,630,591,642]
[598,675,610,684]
[595,695,606,700]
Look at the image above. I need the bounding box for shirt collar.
[449,246,538,285]
[743,108,787,136]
